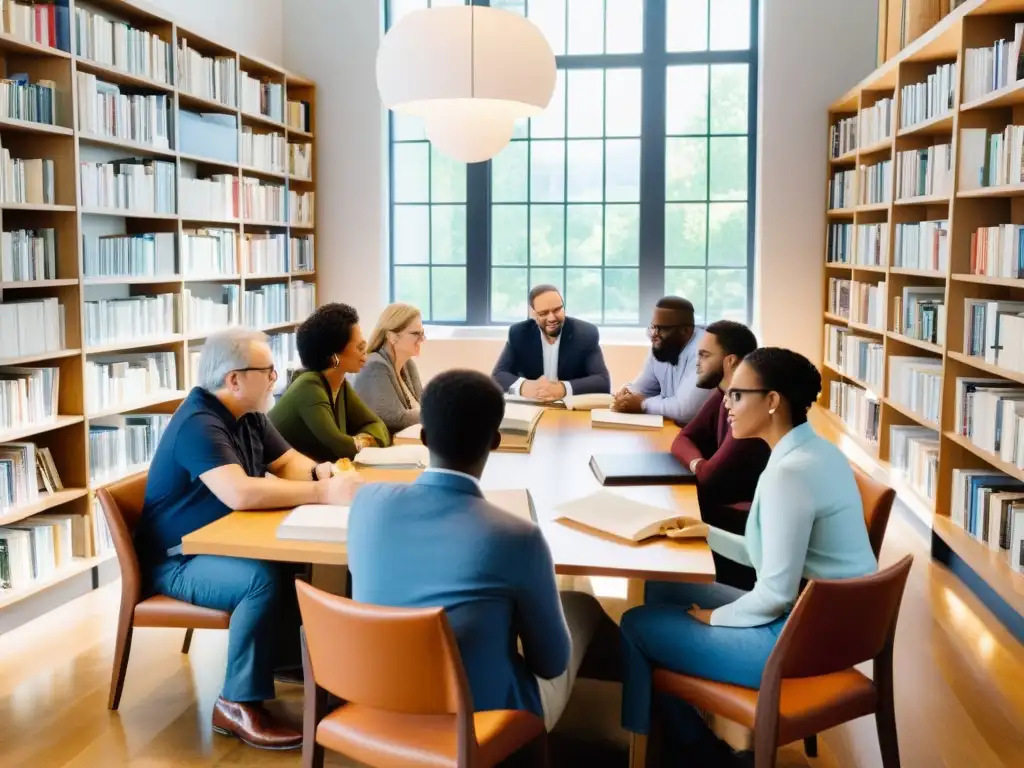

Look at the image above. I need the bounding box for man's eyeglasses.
[647,323,692,337]
[535,305,564,319]
[725,387,769,403]
[235,365,278,380]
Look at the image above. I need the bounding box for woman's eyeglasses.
[404,330,427,340]
[725,387,769,403]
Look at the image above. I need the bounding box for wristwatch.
[311,466,320,481]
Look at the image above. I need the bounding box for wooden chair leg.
[108,618,134,711]
[875,643,900,768]
[804,735,819,757]
[181,628,194,654]
[301,628,327,768]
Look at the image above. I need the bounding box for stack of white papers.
[354,445,429,468]
[277,504,349,542]
[591,409,664,430]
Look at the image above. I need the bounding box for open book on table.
[554,490,707,544]
[591,409,664,430]
[353,445,429,468]
[504,393,614,411]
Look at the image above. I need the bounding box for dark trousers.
[699,499,757,592]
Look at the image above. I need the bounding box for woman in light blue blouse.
[619,347,878,762]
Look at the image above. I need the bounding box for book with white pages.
[277,504,350,543]
[353,444,429,468]
[591,409,664,430]
[503,393,614,411]
[504,394,566,409]
[554,490,706,544]
[501,403,543,433]
[277,489,537,543]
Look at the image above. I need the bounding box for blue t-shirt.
[134,387,290,564]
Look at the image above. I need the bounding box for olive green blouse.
[269,371,390,462]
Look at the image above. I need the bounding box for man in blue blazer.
[346,370,606,730]
[492,285,611,400]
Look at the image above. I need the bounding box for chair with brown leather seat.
[295,580,548,768]
[650,554,913,768]
[96,472,231,711]
[852,464,897,559]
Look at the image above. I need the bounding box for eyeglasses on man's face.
[235,365,278,380]
[647,323,692,338]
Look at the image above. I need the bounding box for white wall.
[282,1,878,369]
[139,0,285,64]
[754,0,877,362]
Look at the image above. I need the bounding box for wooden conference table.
[182,409,714,584]
[182,409,716,766]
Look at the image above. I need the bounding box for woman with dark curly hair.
[270,303,390,462]
[618,347,879,762]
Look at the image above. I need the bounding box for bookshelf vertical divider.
[822,0,1024,624]
[0,0,316,622]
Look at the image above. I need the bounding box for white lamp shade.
[424,106,514,164]
[377,6,556,120]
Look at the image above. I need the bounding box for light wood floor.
[0,506,1021,767]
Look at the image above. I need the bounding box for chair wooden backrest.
[852,464,896,559]
[96,473,149,613]
[295,581,478,765]
[753,555,913,754]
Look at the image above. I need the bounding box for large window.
[386,0,758,326]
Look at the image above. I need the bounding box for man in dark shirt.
[135,328,360,751]
[670,320,770,589]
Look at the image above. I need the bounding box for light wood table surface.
[182,409,715,583]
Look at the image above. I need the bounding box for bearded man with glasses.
[612,296,713,425]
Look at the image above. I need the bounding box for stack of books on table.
[393,403,544,454]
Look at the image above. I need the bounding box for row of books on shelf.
[73,4,172,85]
[889,356,942,425]
[893,220,948,272]
[0,228,56,283]
[969,222,1024,279]
[827,223,887,267]
[962,24,1024,104]
[829,169,854,209]
[186,286,240,333]
[177,39,237,108]
[899,63,956,130]
[241,76,284,122]
[896,144,952,199]
[860,98,893,147]
[288,100,311,134]
[79,158,176,214]
[83,293,178,348]
[77,73,171,149]
[0,146,55,206]
[964,298,1024,374]
[827,278,886,329]
[0,439,63,511]
[0,74,57,126]
[80,230,316,279]
[89,414,169,486]
[951,470,1024,573]
[0,366,58,433]
[892,287,946,345]
[826,325,884,389]
[85,353,177,415]
[4,0,70,52]
[959,125,1024,190]
[830,114,857,159]
[889,426,939,503]
[0,298,64,360]
[828,381,881,444]
[860,160,892,205]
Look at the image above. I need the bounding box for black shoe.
[273,665,303,685]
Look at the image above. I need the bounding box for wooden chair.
[96,473,231,711]
[852,464,897,560]
[295,580,547,768]
[651,554,913,768]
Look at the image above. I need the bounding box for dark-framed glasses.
[725,387,770,403]
[236,365,278,380]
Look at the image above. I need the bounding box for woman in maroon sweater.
[671,321,770,588]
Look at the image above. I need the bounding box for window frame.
[385,0,759,327]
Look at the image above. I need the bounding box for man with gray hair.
[134,327,360,751]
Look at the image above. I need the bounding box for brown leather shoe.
[211,696,302,751]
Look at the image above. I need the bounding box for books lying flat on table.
[591,409,664,430]
[396,405,545,453]
[353,445,429,468]
[276,489,536,542]
[589,452,694,486]
[555,490,706,544]
[504,393,615,411]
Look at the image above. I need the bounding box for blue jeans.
[620,581,787,738]
[150,555,297,703]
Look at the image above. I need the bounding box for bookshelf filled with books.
[0,0,315,621]
[822,0,1024,621]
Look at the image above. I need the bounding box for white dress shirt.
[511,328,574,398]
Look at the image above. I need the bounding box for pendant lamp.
[376,5,556,163]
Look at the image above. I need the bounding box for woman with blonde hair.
[352,303,425,434]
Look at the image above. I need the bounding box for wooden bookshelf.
[0,0,316,618]
[823,0,1024,620]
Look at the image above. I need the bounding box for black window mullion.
[466,161,491,324]
[638,0,667,318]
